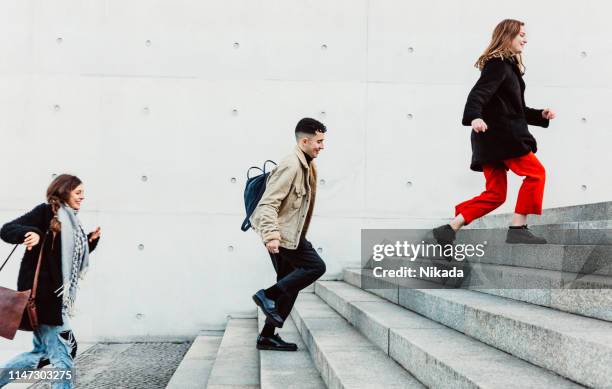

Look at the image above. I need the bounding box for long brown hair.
[47,174,82,233]
[475,19,525,73]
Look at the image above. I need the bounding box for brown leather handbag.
[0,234,46,339]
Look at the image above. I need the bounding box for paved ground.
[25,342,191,389]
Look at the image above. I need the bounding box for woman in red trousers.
[434,19,556,245]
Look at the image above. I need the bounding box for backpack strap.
[263,160,277,174]
[247,160,278,180]
[246,166,264,180]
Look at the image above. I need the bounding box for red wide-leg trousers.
[455,152,546,225]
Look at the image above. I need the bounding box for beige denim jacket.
[250,146,317,249]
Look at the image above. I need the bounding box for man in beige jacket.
[250,118,327,351]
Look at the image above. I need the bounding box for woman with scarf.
[0,174,101,389]
[433,19,556,246]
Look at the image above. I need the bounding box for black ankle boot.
[433,224,456,246]
[506,225,547,244]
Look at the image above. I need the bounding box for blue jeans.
[0,316,75,389]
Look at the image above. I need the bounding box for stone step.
[257,311,325,389]
[450,258,612,322]
[468,201,612,228]
[450,243,612,277]
[206,318,260,389]
[291,293,425,389]
[456,221,612,245]
[166,331,224,389]
[476,287,612,323]
[315,280,583,389]
[370,256,612,322]
[344,268,612,388]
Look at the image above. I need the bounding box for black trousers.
[266,237,326,327]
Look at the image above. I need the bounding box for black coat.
[462,57,549,171]
[0,203,99,328]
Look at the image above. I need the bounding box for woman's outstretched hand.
[471,118,488,133]
[542,108,556,120]
[89,227,102,242]
[23,232,40,251]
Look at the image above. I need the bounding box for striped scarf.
[54,204,90,316]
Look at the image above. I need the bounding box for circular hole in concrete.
[406,181,413,188]
[138,244,145,250]
[233,42,240,49]
[581,185,587,191]
[141,175,148,182]
[407,113,414,120]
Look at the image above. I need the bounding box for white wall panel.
[93,79,365,214]
[0,2,32,74]
[365,83,473,216]
[74,212,272,340]
[29,0,104,75]
[30,0,368,81]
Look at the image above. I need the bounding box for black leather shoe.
[257,334,298,351]
[506,225,547,244]
[252,289,284,327]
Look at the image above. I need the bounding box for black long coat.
[462,57,549,171]
[0,203,99,328]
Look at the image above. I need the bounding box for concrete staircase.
[312,280,583,388]
[167,313,326,388]
[169,201,612,388]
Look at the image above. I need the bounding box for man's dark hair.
[295,118,327,137]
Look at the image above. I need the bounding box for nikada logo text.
[372,265,464,279]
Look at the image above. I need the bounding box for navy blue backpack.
[241,160,277,231]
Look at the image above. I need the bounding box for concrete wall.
[0,0,610,342]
